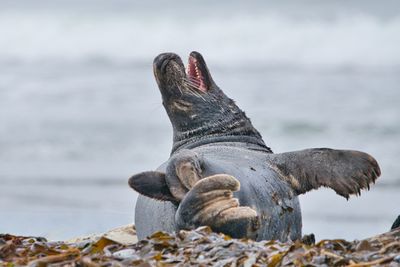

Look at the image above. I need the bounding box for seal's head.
[153,51,270,153]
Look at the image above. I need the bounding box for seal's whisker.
[183,77,199,86]
[186,87,205,101]
[186,87,200,98]
[184,77,199,85]
[182,79,206,101]
[185,85,203,99]
[182,78,203,91]
[176,85,183,95]
[182,79,201,91]
[173,80,184,95]
[188,77,202,87]
[183,83,201,94]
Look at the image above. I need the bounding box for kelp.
[1,225,399,266]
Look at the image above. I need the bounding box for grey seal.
[129,51,381,241]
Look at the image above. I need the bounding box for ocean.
[0,0,399,240]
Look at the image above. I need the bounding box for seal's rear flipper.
[268,148,381,199]
[175,174,260,239]
[128,171,177,202]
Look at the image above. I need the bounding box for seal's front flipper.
[164,149,203,201]
[128,171,177,203]
[175,174,260,239]
[268,148,381,199]
[129,149,203,203]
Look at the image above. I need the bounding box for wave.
[0,11,399,67]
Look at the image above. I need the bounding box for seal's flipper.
[128,171,177,202]
[268,148,381,199]
[165,149,203,201]
[129,150,203,203]
[175,174,260,239]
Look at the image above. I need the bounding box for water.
[0,0,399,240]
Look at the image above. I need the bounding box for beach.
[0,0,399,240]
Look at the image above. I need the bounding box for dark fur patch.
[128,171,177,203]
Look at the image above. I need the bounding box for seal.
[129,51,381,241]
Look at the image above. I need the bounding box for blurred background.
[0,0,399,240]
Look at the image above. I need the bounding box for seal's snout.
[153,53,182,74]
[153,51,215,98]
[153,53,186,91]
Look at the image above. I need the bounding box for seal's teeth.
[186,54,207,92]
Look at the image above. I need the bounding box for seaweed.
[1,225,399,266]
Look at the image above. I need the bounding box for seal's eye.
[172,99,192,112]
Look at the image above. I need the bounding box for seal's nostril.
[152,52,186,90]
[154,53,179,72]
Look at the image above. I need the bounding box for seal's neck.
[171,112,272,154]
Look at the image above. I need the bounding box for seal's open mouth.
[153,51,212,95]
[186,53,208,93]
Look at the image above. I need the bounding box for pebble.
[112,248,138,259]
[394,255,400,263]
